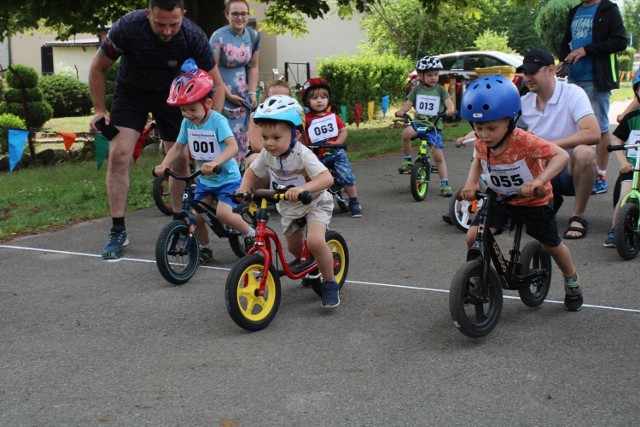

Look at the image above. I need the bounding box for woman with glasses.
[209,0,261,165]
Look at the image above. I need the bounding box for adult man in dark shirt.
[89,0,225,260]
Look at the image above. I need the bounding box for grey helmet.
[416,56,443,72]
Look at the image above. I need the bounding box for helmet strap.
[278,127,298,171]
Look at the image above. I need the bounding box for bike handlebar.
[152,165,222,180]
[395,110,459,124]
[455,186,547,201]
[607,143,640,152]
[233,189,313,205]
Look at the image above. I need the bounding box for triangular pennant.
[367,101,375,122]
[340,105,347,123]
[56,131,77,152]
[354,104,362,129]
[94,133,109,170]
[8,129,29,171]
[381,95,389,118]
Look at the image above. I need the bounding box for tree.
[0,0,478,41]
[534,0,575,58]
[622,0,640,50]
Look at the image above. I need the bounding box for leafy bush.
[317,54,412,123]
[535,0,575,58]
[5,65,39,89]
[0,64,53,128]
[40,74,92,117]
[0,113,27,154]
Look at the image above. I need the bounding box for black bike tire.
[449,195,475,233]
[614,202,640,260]
[334,188,350,213]
[155,220,199,285]
[225,254,281,331]
[311,230,350,297]
[517,241,552,307]
[449,259,503,338]
[228,234,250,258]
[152,175,174,216]
[410,160,430,202]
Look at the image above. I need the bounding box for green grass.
[611,81,634,103]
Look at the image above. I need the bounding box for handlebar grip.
[298,191,313,205]
[607,144,626,152]
[212,165,222,174]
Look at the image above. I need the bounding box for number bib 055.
[481,159,533,195]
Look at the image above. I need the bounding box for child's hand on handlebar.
[519,181,546,199]
[201,161,219,176]
[285,186,305,202]
[459,184,478,201]
[154,164,170,177]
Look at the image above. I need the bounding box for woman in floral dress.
[209,0,260,164]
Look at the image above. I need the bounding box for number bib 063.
[481,159,533,195]
[308,114,339,143]
[187,129,221,161]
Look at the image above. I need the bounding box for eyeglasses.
[229,11,249,17]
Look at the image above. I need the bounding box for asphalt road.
[1,106,639,426]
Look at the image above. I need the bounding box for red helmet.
[166,68,214,107]
[301,77,331,106]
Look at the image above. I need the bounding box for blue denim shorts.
[194,179,241,208]
[570,80,610,133]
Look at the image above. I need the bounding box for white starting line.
[2,244,639,314]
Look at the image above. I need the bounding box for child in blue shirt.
[154,61,255,264]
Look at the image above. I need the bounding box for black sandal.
[563,216,588,239]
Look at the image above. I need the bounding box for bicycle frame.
[245,192,319,296]
[616,142,640,208]
[467,190,549,292]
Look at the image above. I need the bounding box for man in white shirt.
[518,48,600,239]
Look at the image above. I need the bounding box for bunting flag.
[56,131,77,152]
[94,133,109,170]
[381,95,389,117]
[340,105,347,123]
[8,128,29,171]
[367,101,375,122]
[354,104,362,128]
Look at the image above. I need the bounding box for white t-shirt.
[519,79,594,142]
[250,141,333,219]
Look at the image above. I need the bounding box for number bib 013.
[415,94,440,116]
[481,159,533,195]
[187,129,221,161]
[308,114,339,143]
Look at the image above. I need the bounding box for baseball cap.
[516,48,555,73]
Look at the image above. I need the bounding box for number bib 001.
[308,114,339,143]
[187,129,221,161]
[415,94,440,116]
[481,159,533,195]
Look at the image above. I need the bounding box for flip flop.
[563,216,588,239]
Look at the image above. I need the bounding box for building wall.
[51,46,98,82]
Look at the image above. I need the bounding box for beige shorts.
[281,193,333,237]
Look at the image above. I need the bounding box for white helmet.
[416,56,443,72]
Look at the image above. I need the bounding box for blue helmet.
[254,95,304,128]
[461,74,521,122]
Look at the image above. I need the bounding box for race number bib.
[187,129,221,161]
[481,159,534,195]
[627,130,640,159]
[415,95,440,116]
[308,114,339,143]
[268,170,307,189]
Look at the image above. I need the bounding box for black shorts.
[473,202,561,248]
[109,85,182,142]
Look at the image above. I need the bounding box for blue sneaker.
[592,175,607,194]
[101,230,129,260]
[349,202,362,218]
[603,228,615,248]
[321,279,340,308]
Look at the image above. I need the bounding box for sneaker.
[101,230,129,260]
[349,202,362,218]
[198,247,214,265]
[564,276,583,312]
[440,185,453,197]
[603,228,616,248]
[592,175,608,194]
[398,160,413,174]
[321,279,340,308]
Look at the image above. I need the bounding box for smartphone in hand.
[95,117,120,140]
